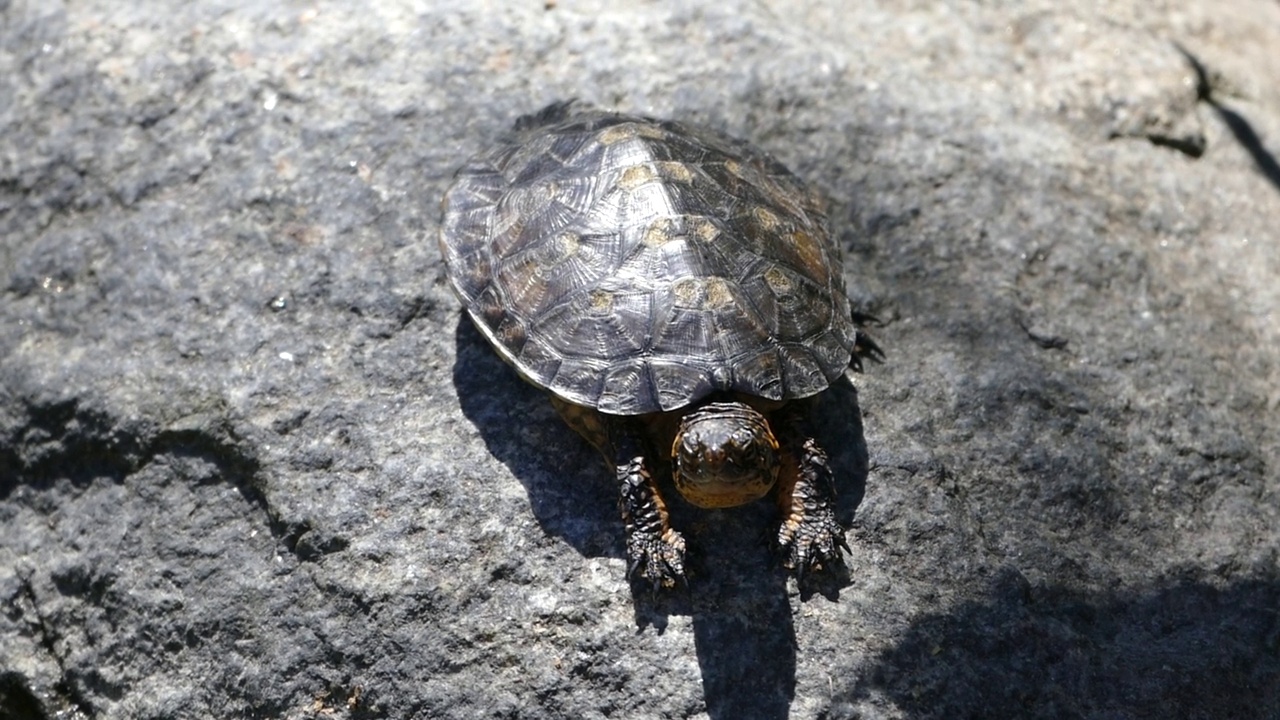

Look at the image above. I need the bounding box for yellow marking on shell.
[654,161,695,183]
[690,216,719,243]
[598,124,637,145]
[642,218,679,247]
[496,317,527,348]
[673,276,737,310]
[520,181,559,212]
[753,206,782,231]
[672,277,700,304]
[636,124,666,140]
[724,159,743,177]
[704,277,734,309]
[764,267,793,295]
[618,164,657,190]
[552,232,580,259]
[588,289,614,314]
[463,254,491,290]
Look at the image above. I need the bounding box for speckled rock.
[2,1,1278,719]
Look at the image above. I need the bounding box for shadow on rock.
[1176,42,1280,194]
[622,500,800,719]
[838,570,1280,719]
[453,316,874,719]
[452,316,620,556]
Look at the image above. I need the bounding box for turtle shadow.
[453,315,873,719]
[452,316,619,556]
[838,571,1280,718]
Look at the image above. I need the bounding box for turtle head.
[672,401,780,509]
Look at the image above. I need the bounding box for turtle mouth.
[672,401,780,509]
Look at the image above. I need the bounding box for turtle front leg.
[774,407,849,579]
[611,424,687,590]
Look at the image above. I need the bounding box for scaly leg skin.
[612,425,687,590]
[774,408,849,580]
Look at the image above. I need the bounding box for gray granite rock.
[3,1,1278,718]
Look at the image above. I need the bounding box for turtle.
[439,102,880,589]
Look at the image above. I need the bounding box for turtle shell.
[440,103,858,415]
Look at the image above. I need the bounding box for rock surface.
[3,1,1279,718]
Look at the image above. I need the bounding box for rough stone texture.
[2,1,1278,718]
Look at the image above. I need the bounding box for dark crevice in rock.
[1016,315,1070,351]
[0,398,343,562]
[12,574,95,719]
[1108,124,1206,159]
[0,671,48,720]
[1145,132,1208,159]
[0,399,142,490]
[394,294,437,331]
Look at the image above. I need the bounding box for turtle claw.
[627,527,688,591]
[775,505,848,580]
[850,330,885,372]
